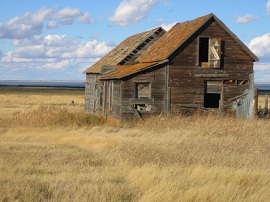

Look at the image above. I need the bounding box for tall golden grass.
[1,87,270,201]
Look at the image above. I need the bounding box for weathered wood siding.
[169,19,254,112]
[104,80,121,119]
[85,73,98,113]
[119,64,166,120]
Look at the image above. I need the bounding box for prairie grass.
[0,86,84,119]
[0,87,270,201]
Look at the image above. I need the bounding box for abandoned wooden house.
[84,13,259,120]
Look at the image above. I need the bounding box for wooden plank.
[130,98,154,105]
[195,74,230,78]
[228,92,249,101]
[165,64,170,115]
[254,88,258,119]
[130,106,142,119]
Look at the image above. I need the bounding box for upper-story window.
[198,37,221,68]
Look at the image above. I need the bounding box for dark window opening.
[199,37,222,68]
[204,93,220,108]
[199,37,209,66]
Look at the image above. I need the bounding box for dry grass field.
[0,86,270,202]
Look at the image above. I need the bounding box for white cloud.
[267,0,270,15]
[160,22,177,31]
[0,7,51,39]
[47,21,58,29]
[235,14,258,24]
[254,63,270,71]
[248,33,270,82]
[0,7,93,39]
[42,60,71,69]
[109,0,159,26]
[78,12,93,24]
[50,8,81,19]
[248,33,270,58]
[0,35,115,70]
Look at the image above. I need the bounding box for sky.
[0,0,269,82]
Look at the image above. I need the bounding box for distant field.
[0,86,84,119]
[0,86,270,201]
[258,94,270,109]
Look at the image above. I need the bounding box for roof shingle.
[83,27,164,74]
[137,14,212,63]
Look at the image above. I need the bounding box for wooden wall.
[104,80,121,119]
[169,19,254,112]
[85,73,99,113]
[86,18,255,119]
[119,64,167,120]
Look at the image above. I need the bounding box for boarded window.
[198,37,221,68]
[209,38,221,68]
[135,83,150,98]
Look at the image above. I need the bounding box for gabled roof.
[83,27,165,74]
[88,13,259,80]
[137,14,212,63]
[137,13,258,63]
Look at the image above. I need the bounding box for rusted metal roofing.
[87,13,258,79]
[100,62,159,79]
[83,27,164,74]
[137,13,258,63]
[137,14,213,63]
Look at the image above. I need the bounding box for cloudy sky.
[0,0,269,82]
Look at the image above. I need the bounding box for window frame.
[135,82,151,99]
[197,36,222,68]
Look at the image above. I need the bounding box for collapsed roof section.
[83,27,166,74]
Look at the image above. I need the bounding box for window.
[198,37,221,68]
[204,81,222,108]
[204,93,220,108]
[135,83,150,98]
[134,83,151,112]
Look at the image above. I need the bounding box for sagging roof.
[83,27,166,74]
[137,13,258,63]
[87,13,258,79]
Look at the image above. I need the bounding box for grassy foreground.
[0,87,270,201]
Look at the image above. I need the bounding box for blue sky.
[0,0,269,82]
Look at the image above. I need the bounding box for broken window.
[135,83,150,98]
[204,93,220,108]
[204,81,222,108]
[198,37,221,68]
[134,83,151,112]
